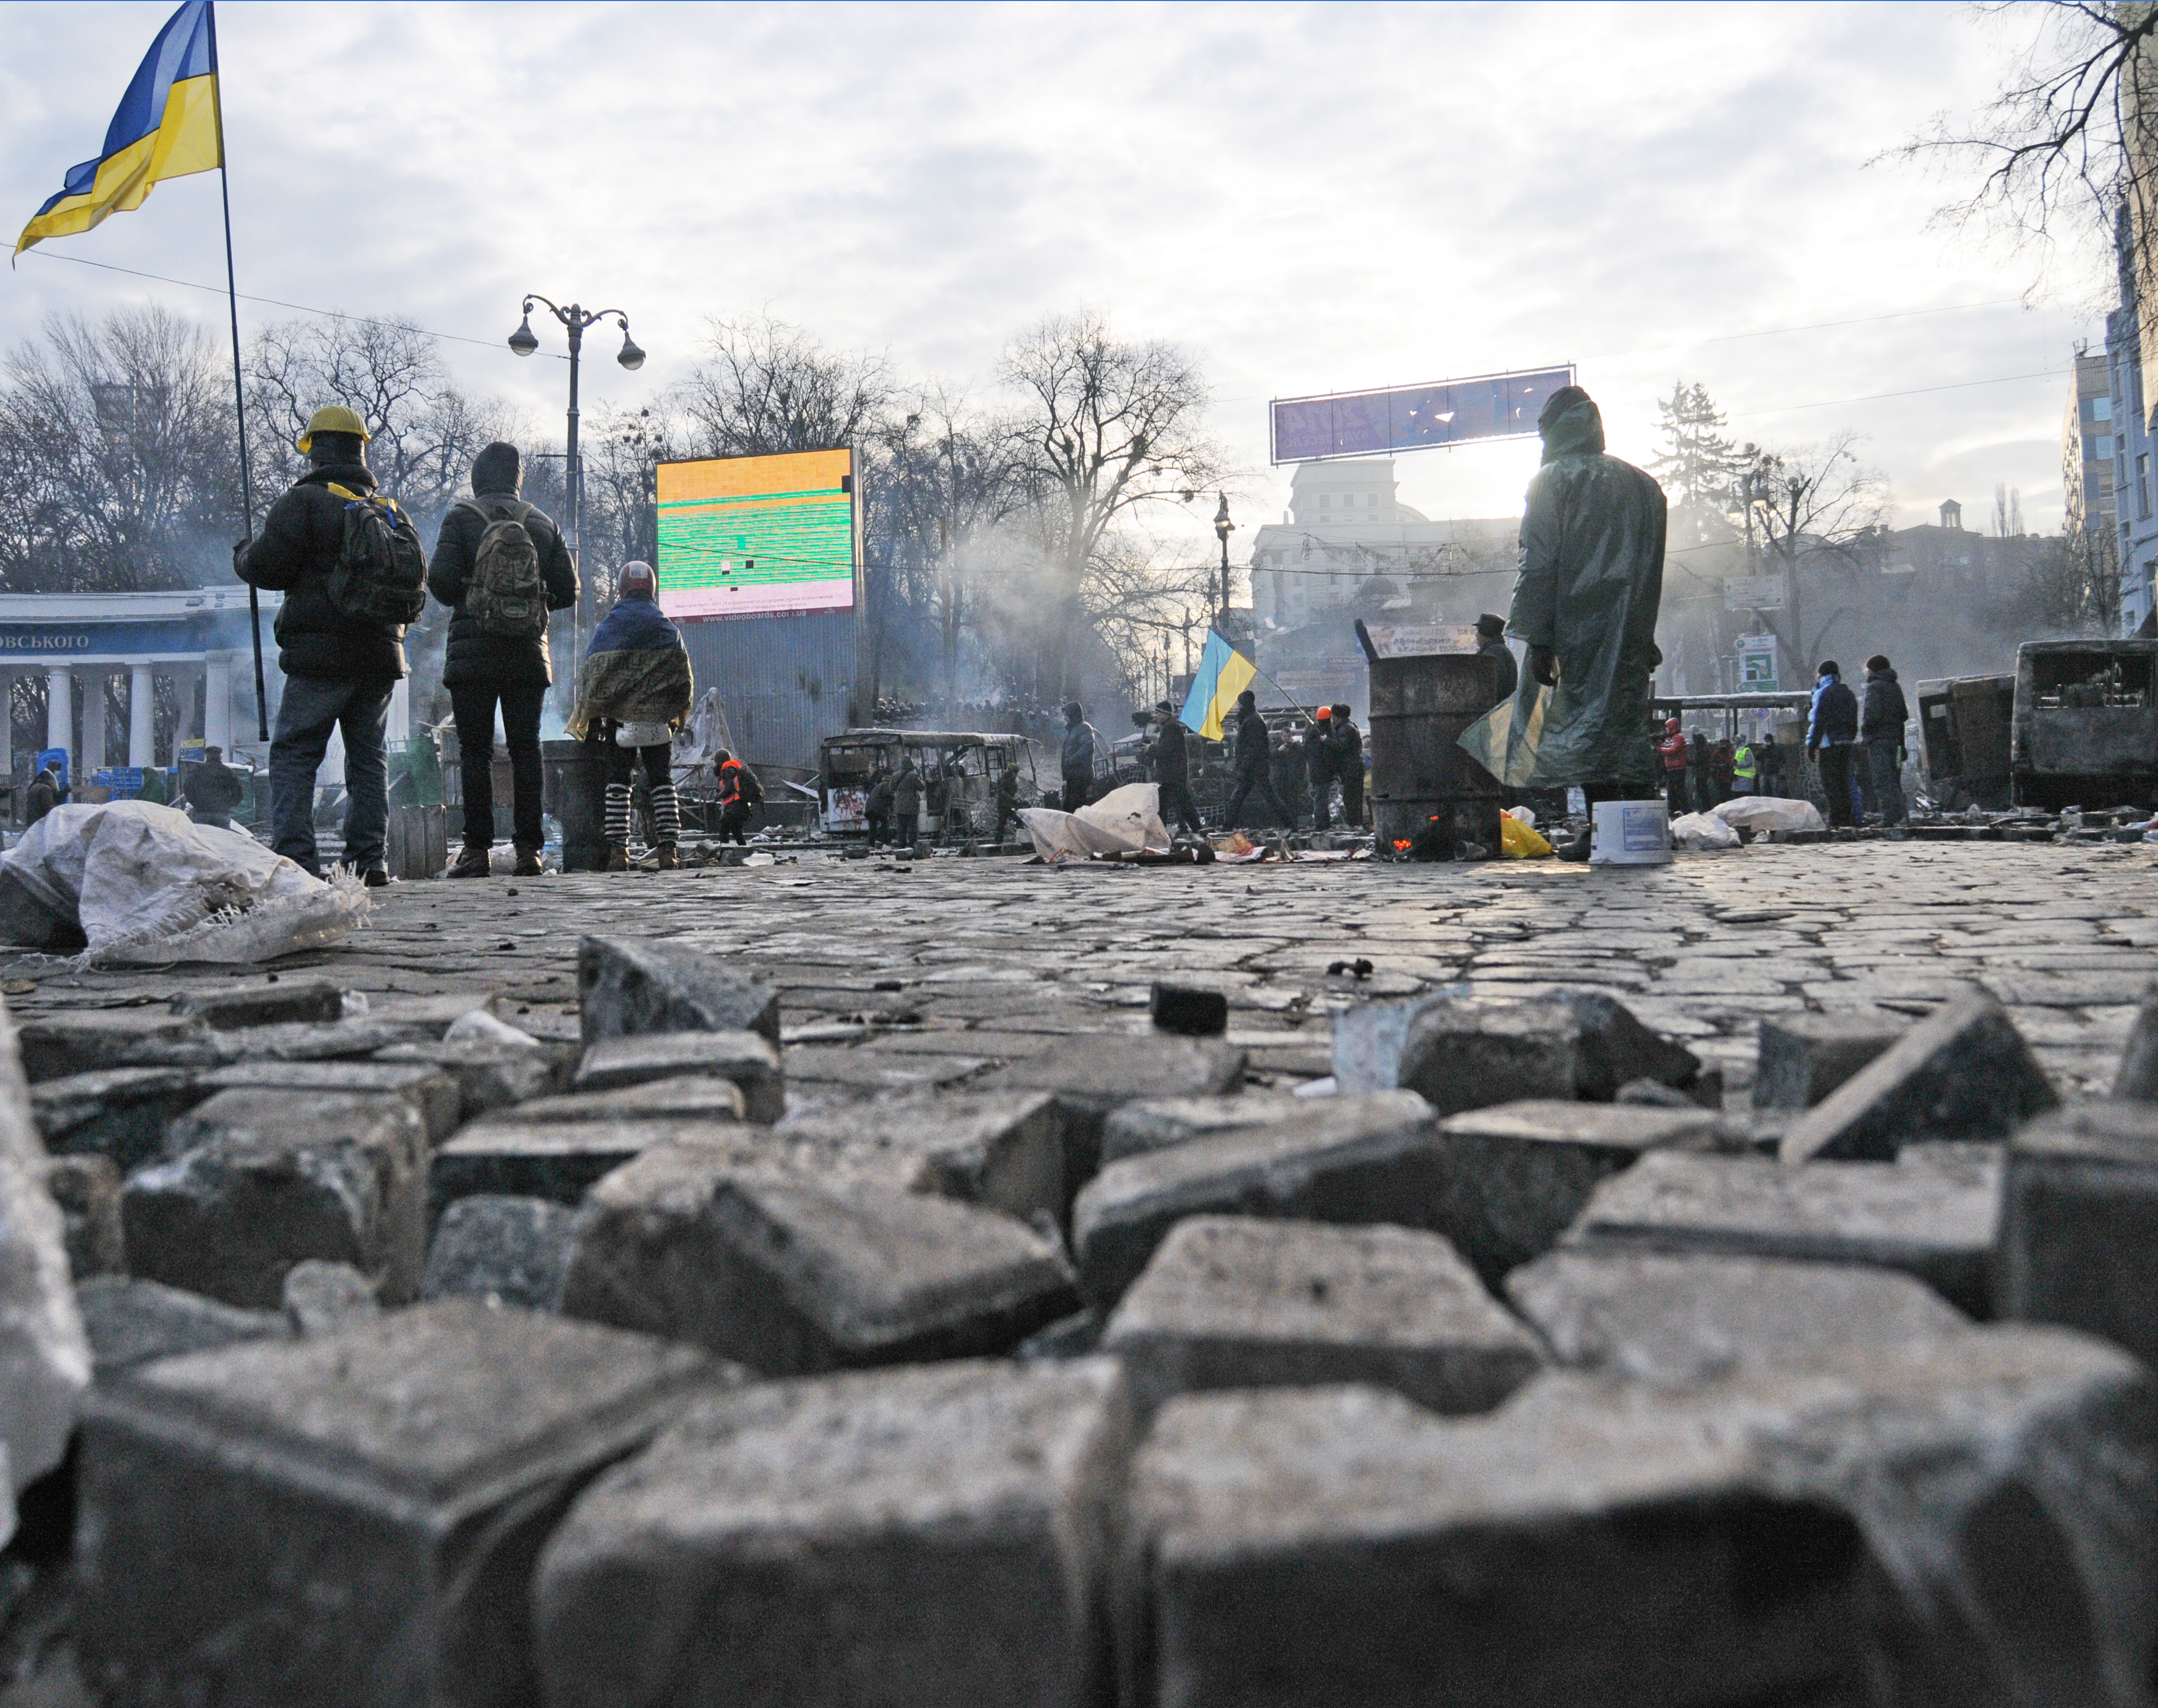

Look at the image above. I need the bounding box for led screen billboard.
[654,448,858,619]
[1270,365,1576,463]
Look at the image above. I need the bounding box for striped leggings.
[603,742,679,849]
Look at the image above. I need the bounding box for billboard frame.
[1268,363,1576,466]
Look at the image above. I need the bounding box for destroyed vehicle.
[2011,640,2158,811]
[1914,673,2013,811]
[817,730,1042,837]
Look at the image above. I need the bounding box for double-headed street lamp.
[1212,493,1235,625]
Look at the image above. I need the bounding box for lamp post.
[1212,494,1234,627]
[509,296,645,693]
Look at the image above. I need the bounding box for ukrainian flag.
[1179,630,1259,740]
[15,0,222,258]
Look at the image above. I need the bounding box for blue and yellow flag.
[15,0,222,258]
[1179,630,1259,740]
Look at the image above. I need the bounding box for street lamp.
[1212,494,1235,625]
[509,295,645,696]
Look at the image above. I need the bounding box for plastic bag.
[1670,810,1742,851]
[1499,815,1554,858]
[1504,805,1538,827]
[1,801,370,966]
[1711,796,1824,834]
[1017,783,1170,863]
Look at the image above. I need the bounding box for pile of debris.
[6,938,2158,1704]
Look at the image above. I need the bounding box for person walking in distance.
[1658,718,1690,815]
[1150,699,1204,834]
[989,761,1021,845]
[568,560,693,870]
[1307,705,1336,826]
[181,745,247,829]
[1223,690,1294,831]
[427,441,578,877]
[716,749,762,845]
[1860,653,1910,832]
[24,757,63,825]
[891,757,922,850]
[236,405,426,885]
[1059,703,1095,814]
[864,769,894,847]
[1323,702,1365,828]
[1806,660,1861,829]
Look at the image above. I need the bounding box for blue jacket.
[1808,674,1859,748]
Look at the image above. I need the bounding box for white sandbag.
[1670,810,1743,851]
[2,801,370,966]
[1017,782,1170,863]
[1712,795,1825,834]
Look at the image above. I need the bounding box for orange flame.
[1392,840,1412,852]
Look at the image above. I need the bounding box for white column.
[44,667,71,765]
[0,669,12,789]
[128,664,155,768]
[203,653,233,751]
[80,672,105,776]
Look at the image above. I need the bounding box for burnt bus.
[1914,673,2014,810]
[2011,640,2158,810]
[816,730,1043,839]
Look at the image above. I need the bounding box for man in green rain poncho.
[1460,384,1666,800]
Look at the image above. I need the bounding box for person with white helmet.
[568,559,693,870]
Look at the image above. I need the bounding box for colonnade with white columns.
[7,651,248,775]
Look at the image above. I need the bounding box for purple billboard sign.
[1270,365,1576,464]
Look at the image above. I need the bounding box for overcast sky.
[0,1,2103,560]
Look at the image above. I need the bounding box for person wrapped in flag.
[569,562,695,871]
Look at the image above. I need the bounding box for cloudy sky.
[0,1,2102,559]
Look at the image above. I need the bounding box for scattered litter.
[1670,811,1743,852]
[1499,816,1554,858]
[1712,796,1824,834]
[1326,959,1376,980]
[1293,1076,1338,1098]
[442,1009,543,1050]
[1017,784,1169,863]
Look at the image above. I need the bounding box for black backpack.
[455,499,548,639]
[326,483,427,628]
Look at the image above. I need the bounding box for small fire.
[1392,840,1412,852]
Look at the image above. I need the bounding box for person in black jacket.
[1150,700,1203,833]
[24,759,63,825]
[1320,702,1365,827]
[1807,660,1861,828]
[1860,653,1909,829]
[181,746,247,830]
[1475,613,1519,702]
[236,406,408,882]
[1059,703,1096,813]
[1223,691,1293,830]
[426,442,578,876]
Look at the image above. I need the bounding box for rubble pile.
[6,918,2158,1705]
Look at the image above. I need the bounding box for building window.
[2094,434,2115,461]
[2141,454,2152,520]
[2094,395,2114,421]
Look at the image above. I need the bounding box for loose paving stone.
[578,934,781,1046]
[43,1153,122,1279]
[30,1066,211,1171]
[981,1033,1247,1203]
[15,1009,205,1083]
[1505,1248,1972,1384]
[1329,989,1463,1092]
[422,1195,580,1311]
[2000,1098,2158,1369]
[1395,996,1578,1115]
[1102,1216,1543,1418]
[1431,1100,1738,1284]
[1150,982,1229,1036]
[1780,989,2059,1164]
[1099,1091,1310,1166]
[175,980,346,1030]
[560,1145,1076,1373]
[374,1040,570,1121]
[429,1117,768,1228]
[2112,993,2158,1099]
[501,1074,747,1126]
[281,1259,380,1336]
[572,1029,784,1122]
[1548,988,1703,1098]
[202,1058,463,1144]
[123,1016,433,1070]
[1071,1092,1440,1309]
[1563,1150,2000,1315]
[76,1298,720,1708]
[1121,1383,1872,1708]
[1751,1010,1905,1109]
[72,1275,285,1375]
[533,1358,1133,1708]
[774,1089,1065,1223]
[124,1089,429,1309]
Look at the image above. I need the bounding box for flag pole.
[205,2,267,743]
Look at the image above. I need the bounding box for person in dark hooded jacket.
[1224,691,1294,830]
[427,442,578,877]
[1861,653,1909,829]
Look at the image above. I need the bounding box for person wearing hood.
[568,560,693,870]
[1474,613,1518,702]
[1059,703,1096,813]
[1463,386,1667,800]
[1806,660,1860,829]
[1861,653,1910,830]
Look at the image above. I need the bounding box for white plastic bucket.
[1589,798,1673,866]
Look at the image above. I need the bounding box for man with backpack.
[716,749,762,845]
[426,442,578,877]
[237,405,425,883]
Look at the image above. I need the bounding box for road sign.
[1723,575,1786,611]
[1270,365,1576,464]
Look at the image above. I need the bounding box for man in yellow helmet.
[235,405,420,884]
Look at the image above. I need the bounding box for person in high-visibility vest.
[1732,737,1759,796]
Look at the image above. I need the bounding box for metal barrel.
[542,739,610,871]
[1367,653,1504,856]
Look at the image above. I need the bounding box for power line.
[1734,368,2063,417]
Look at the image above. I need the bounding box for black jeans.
[450,680,547,853]
[1664,770,1691,815]
[1158,777,1203,832]
[1225,771,1292,829]
[270,673,393,875]
[720,802,752,845]
[1817,746,1857,828]
[1867,736,1907,826]
[1062,776,1089,814]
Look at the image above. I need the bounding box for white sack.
[1670,810,1743,851]
[1018,782,1170,862]
[1712,795,1825,834]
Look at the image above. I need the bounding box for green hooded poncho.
[1459,395,1667,789]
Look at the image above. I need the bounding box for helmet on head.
[1666,717,1680,732]
[295,406,371,454]
[1315,705,1331,719]
[618,560,656,597]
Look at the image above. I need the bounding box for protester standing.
[1861,653,1910,830]
[1710,736,1735,805]
[1731,734,1758,797]
[716,749,761,845]
[1307,706,1336,825]
[428,441,578,877]
[864,770,894,846]
[1271,721,1309,831]
[1323,702,1365,827]
[1059,703,1095,814]
[1807,660,1861,829]
[568,559,693,870]
[1474,612,1519,701]
[1151,700,1204,834]
[1223,690,1294,830]
[990,763,1021,844]
[181,745,247,829]
[1658,718,1690,814]
[25,758,63,825]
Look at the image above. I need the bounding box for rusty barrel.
[1368,652,1504,857]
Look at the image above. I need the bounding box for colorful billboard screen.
[1270,365,1576,464]
[655,448,858,619]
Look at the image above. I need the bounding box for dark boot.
[655,844,682,871]
[448,844,490,879]
[606,845,630,873]
[512,849,543,877]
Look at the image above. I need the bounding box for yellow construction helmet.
[295,405,371,454]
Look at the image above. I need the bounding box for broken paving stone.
[72,1274,284,1375]
[124,1089,428,1309]
[1562,1149,2000,1316]
[774,1089,1065,1223]
[1329,989,1463,1093]
[1122,1383,1872,1708]
[1070,1091,1439,1310]
[1100,1090,1310,1166]
[76,1298,720,1708]
[1780,989,2058,1164]
[560,1145,1077,1373]
[202,1058,463,1144]
[1752,1011,1905,1110]
[572,1029,784,1123]
[123,1016,433,1070]
[1396,997,1578,1117]
[422,1195,579,1312]
[30,1066,211,1172]
[533,1359,1131,1708]
[2000,1098,2158,1370]
[281,1259,380,1336]
[1548,989,1702,1100]
[1431,1099,1735,1284]
[43,1154,122,1279]
[578,934,780,1047]
[982,1033,1246,1205]
[1504,1248,1971,1385]
[1102,1215,1543,1418]
[15,1008,205,1083]
[373,1040,570,1122]
[501,1074,747,1127]
[1017,1308,1104,1361]
[174,979,345,1031]
[1151,982,1229,1037]
[429,1117,768,1229]
[2112,993,2158,1100]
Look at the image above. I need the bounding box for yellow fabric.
[1499,815,1554,858]
[1733,743,1757,780]
[1199,648,1258,741]
[299,406,372,453]
[15,74,221,256]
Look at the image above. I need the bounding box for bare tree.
[675,315,891,458]
[1739,432,1893,669]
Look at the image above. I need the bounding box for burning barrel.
[1367,651,1505,858]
